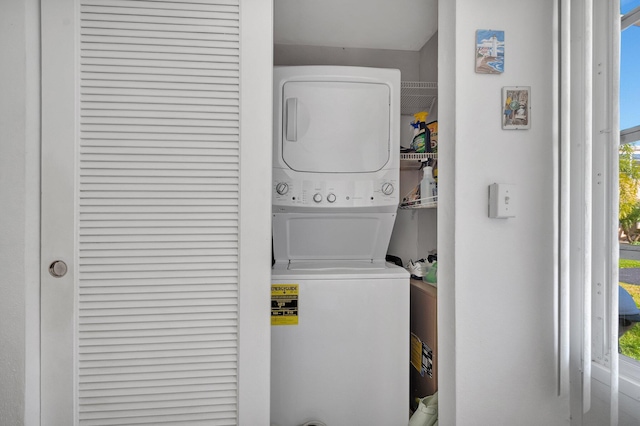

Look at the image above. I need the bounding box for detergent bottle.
[410,111,431,153]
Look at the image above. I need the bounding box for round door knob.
[313,193,323,203]
[327,193,336,203]
[49,260,68,278]
[382,182,394,195]
[275,182,289,195]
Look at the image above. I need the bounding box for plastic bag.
[408,392,438,426]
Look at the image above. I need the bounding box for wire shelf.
[400,152,437,161]
[399,196,438,209]
[401,81,438,116]
[400,152,437,170]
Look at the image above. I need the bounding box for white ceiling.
[274,0,438,52]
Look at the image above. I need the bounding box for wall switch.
[488,183,516,218]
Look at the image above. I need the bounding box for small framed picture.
[476,30,504,74]
[502,86,530,130]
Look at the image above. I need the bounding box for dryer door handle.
[285,97,297,142]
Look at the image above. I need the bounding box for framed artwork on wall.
[476,30,504,74]
[502,86,531,130]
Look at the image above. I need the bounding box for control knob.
[327,193,336,203]
[381,182,394,195]
[275,182,289,195]
[313,193,323,203]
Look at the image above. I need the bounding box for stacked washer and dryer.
[271,66,409,426]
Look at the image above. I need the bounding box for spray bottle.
[420,165,437,204]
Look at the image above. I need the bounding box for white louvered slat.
[89,0,238,4]
[80,57,239,71]
[79,388,236,404]
[80,106,239,117]
[83,33,238,49]
[79,314,238,328]
[80,205,238,213]
[81,65,239,78]
[79,277,238,289]
[80,20,239,36]
[80,13,238,29]
[79,226,238,235]
[80,5,238,20]
[76,0,240,424]
[82,0,239,12]
[81,43,238,56]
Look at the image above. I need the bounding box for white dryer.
[271,66,409,426]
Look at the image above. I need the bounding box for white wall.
[0,0,40,425]
[438,0,570,424]
[420,30,439,121]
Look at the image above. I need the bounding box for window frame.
[589,2,640,421]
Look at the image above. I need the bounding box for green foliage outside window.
[619,144,640,242]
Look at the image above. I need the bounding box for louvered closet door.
[41,1,252,424]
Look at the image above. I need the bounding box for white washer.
[271,262,409,426]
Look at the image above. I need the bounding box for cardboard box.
[409,279,438,406]
[427,121,438,153]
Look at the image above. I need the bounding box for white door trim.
[237,0,273,422]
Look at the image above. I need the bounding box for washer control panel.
[272,169,399,208]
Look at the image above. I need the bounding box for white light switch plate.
[489,183,516,218]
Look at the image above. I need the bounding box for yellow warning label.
[410,332,433,378]
[410,333,422,372]
[271,284,299,326]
